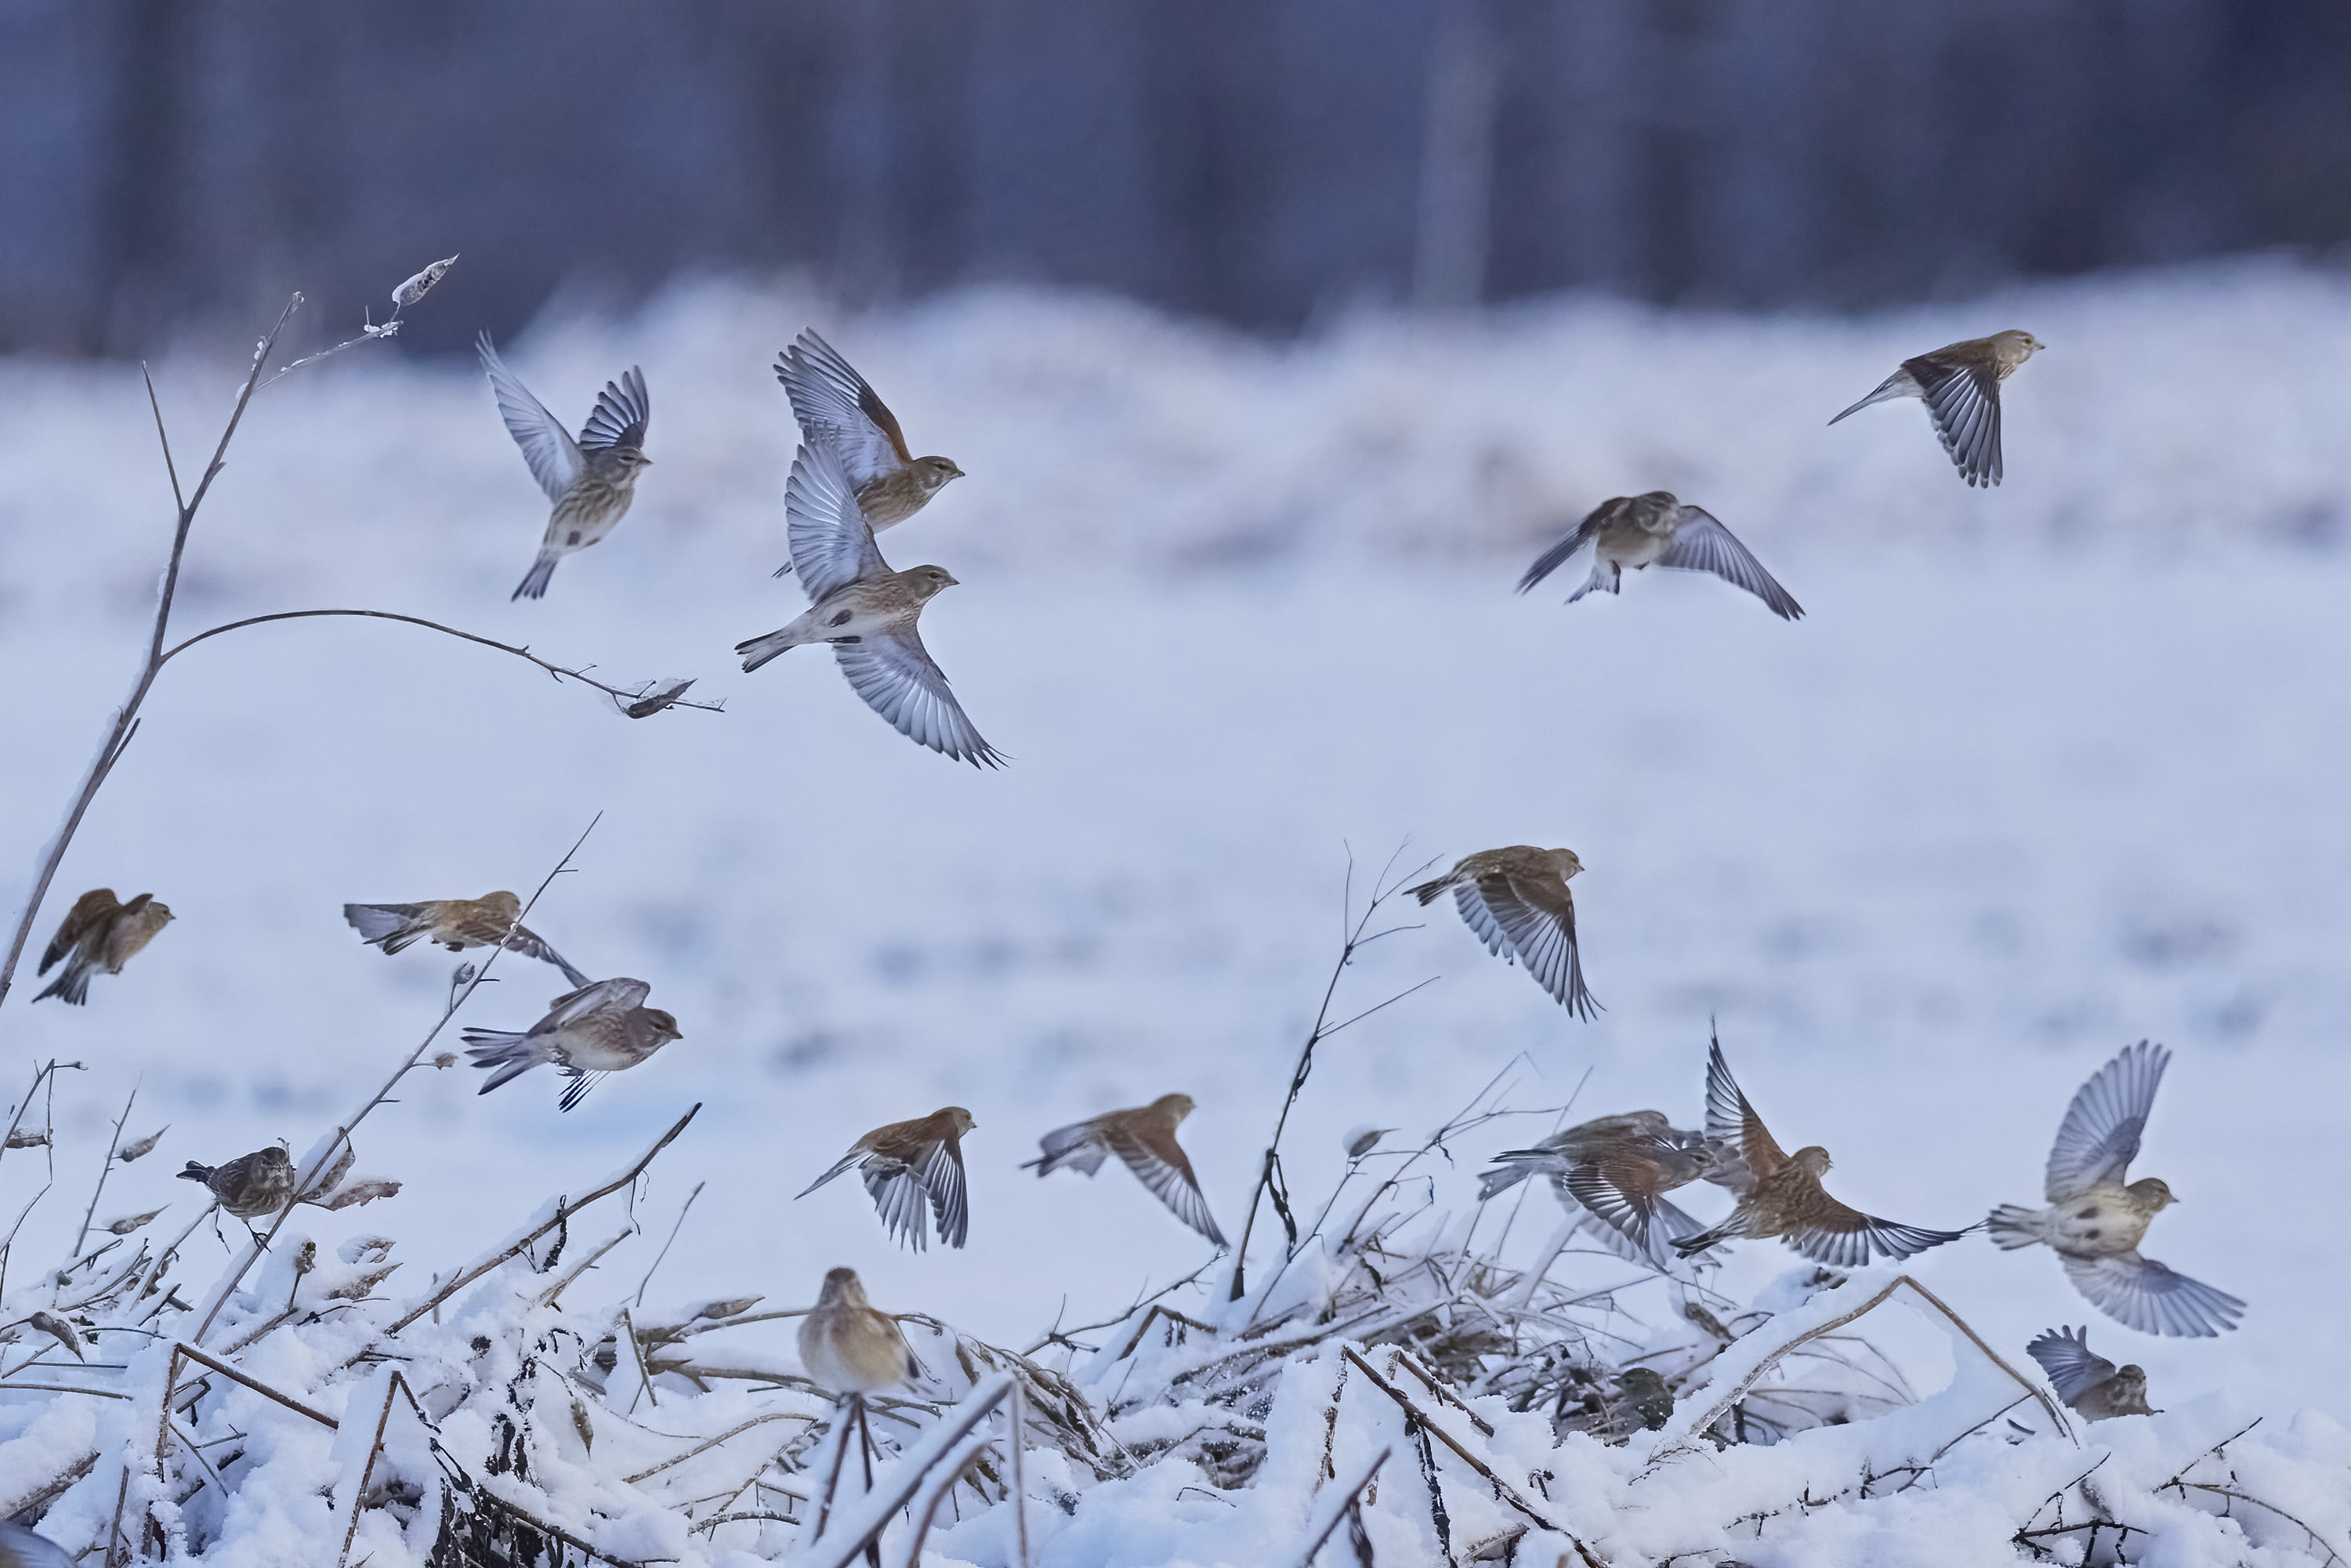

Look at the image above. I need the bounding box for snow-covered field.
[2,260,2350,1559]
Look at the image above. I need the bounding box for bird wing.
[2044,1040,2168,1200]
[2060,1252,2245,1338]
[556,1069,606,1113]
[1451,882,1512,959]
[2024,1327,2116,1403]
[1562,1153,1671,1258]
[1905,349,2004,487]
[1103,1119,1225,1245]
[833,627,1004,769]
[539,977,650,1031]
[578,367,649,452]
[1704,1037,1787,1179]
[42,889,119,972]
[1779,1187,1972,1268]
[1467,867,1601,1019]
[1026,1120,1112,1177]
[1655,509,1804,620]
[862,1161,935,1251]
[477,334,585,502]
[508,924,594,988]
[1516,500,1615,595]
[785,440,889,603]
[917,1135,970,1249]
[778,329,914,488]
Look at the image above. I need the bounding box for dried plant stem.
[1293,1445,1389,1567]
[73,1085,139,1258]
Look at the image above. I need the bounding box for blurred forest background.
[5,0,2351,357]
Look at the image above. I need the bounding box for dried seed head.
[623,678,697,719]
[5,1128,50,1150]
[292,1239,319,1276]
[393,254,458,308]
[1342,1124,1393,1159]
[340,1234,396,1266]
[105,1206,168,1235]
[433,1051,459,1070]
[320,1176,403,1211]
[118,1125,169,1163]
[28,1311,82,1360]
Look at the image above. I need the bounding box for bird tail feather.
[1567,560,1621,603]
[34,959,92,1005]
[512,555,559,601]
[1476,1152,1550,1202]
[735,628,803,673]
[1985,1204,2044,1251]
[343,904,425,953]
[461,1030,544,1093]
[1828,373,1911,425]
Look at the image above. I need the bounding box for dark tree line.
[2,0,2348,356]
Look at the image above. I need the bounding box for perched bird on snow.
[1025,1093,1225,1245]
[2026,1325,2154,1421]
[735,441,1001,767]
[34,888,172,1005]
[1408,847,1599,1019]
[1988,1041,2244,1338]
[178,1145,294,1222]
[773,329,964,574]
[342,891,589,986]
[799,1107,976,1251]
[1828,329,2045,488]
[477,333,651,599]
[1673,1036,1971,1266]
[798,1266,919,1396]
[1518,492,1802,620]
[459,978,683,1112]
[0,1521,74,1568]
[1480,1110,1721,1268]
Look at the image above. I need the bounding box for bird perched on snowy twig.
[799,1107,976,1251]
[34,888,172,1005]
[798,1266,920,1396]
[1408,847,1600,1019]
[459,978,682,1112]
[1480,1110,1723,1269]
[2026,1325,2154,1421]
[1673,1035,1972,1266]
[1518,492,1802,620]
[1988,1040,2244,1338]
[477,333,651,599]
[773,329,963,576]
[735,441,1002,767]
[1026,1093,1225,1245]
[178,1145,294,1222]
[1828,329,2044,488]
[342,890,589,987]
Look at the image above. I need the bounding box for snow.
[1,258,2349,1563]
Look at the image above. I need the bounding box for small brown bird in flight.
[773,329,963,577]
[2026,1326,2154,1421]
[1026,1093,1225,1245]
[1988,1041,2244,1338]
[478,333,651,599]
[178,1144,294,1222]
[342,891,589,987]
[798,1266,920,1397]
[1518,492,1802,620]
[1409,848,1599,1019]
[799,1107,976,1251]
[736,441,1002,767]
[1481,1110,1720,1269]
[1674,1036,1971,1266]
[459,978,683,1112]
[35,889,172,1005]
[1829,329,2044,487]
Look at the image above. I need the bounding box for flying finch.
[1480,1111,1721,1268]
[1673,1036,1970,1266]
[798,1267,919,1396]
[34,888,172,1005]
[1408,848,1599,1018]
[773,328,962,576]
[1518,492,1802,619]
[1829,329,2044,487]
[735,441,1002,767]
[478,333,651,599]
[1025,1093,1225,1245]
[2026,1326,2154,1421]
[178,1145,294,1222]
[1987,1041,2244,1338]
[798,1107,976,1251]
[342,891,589,986]
[459,978,682,1112]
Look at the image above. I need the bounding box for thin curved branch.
[160,609,724,715]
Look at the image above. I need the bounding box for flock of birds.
[26,322,2230,1438]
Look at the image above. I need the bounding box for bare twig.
[1295,1445,1389,1566]
[74,1085,139,1258]
[635,1181,705,1308]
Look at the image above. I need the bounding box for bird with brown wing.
[478,333,652,599]
[799,1266,920,1396]
[2026,1326,2154,1421]
[1480,1110,1722,1269]
[799,1107,976,1251]
[34,889,172,1005]
[1518,491,1802,620]
[1672,1035,1971,1266]
[773,328,963,574]
[1409,847,1599,1018]
[459,978,683,1112]
[342,890,590,986]
[1026,1093,1225,1245]
[178,1145,294,1223]
[1829,329,2045,487]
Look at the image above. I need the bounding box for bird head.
[1994,329,2046,362]
[616,447,653,472]
[1546,848,1586,880]
[916,456,965,489]
[2114,1363,2146,1390]
[148,902,175,925]
[643,1009,683,1043]
[939,1106,977,1136]
[1791,1145,1834,1177]
[1151,1092,1197,1121]
[903,565,960,600]
[1635,490,1679,509]
[817,1266,868,1307]
[255,1146,292,1174]
[2126,1176,2176,1211]
[481,890,523,919]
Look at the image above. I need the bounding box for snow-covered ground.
[2,256,2349,1450]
